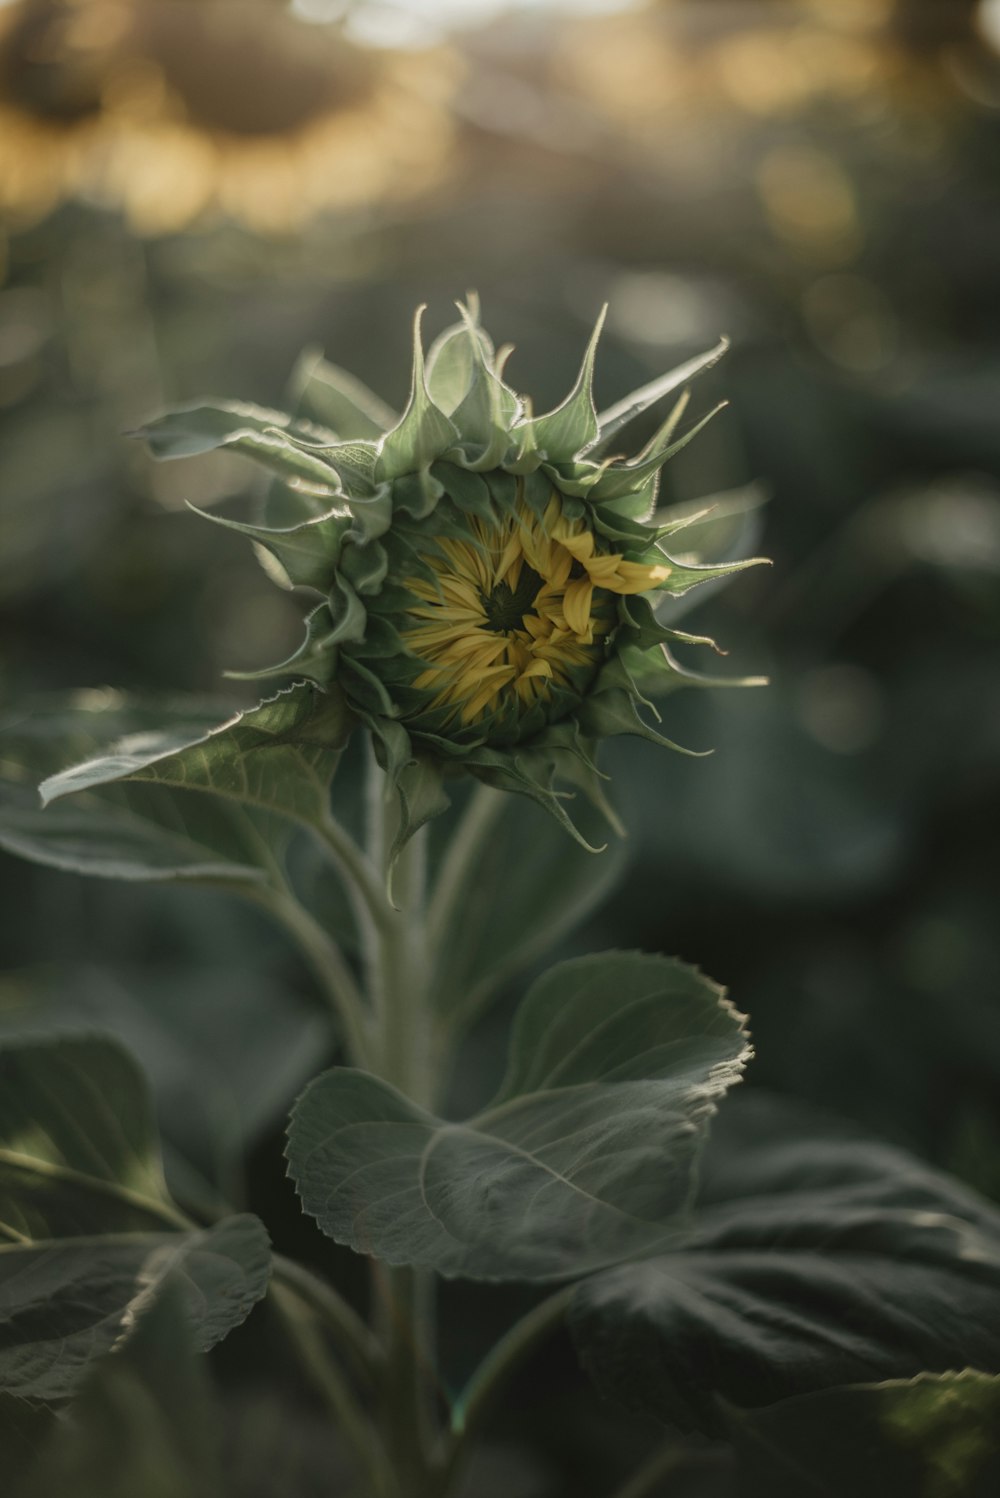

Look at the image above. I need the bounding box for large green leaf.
[0,1218,270,1402]
[0,1035,270,1398]
[0,695,279,885]
[0,685,350,887]
[40,682,351,829]
[287,953,749,1281]
[726,1372,1000,1498]
[0,1395,55,1492]
[570,1093,1000,1432]
[14,1277,222,1498]
[0,1034,171,1239]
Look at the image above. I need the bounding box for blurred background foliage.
[2,0,1000,1491]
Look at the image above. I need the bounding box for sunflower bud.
[137,299,766,847]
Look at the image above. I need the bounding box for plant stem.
[0,1148,195,1233]
[426,783,503,953]
[604,1442,688,1498]
[373,1264,442,1492]
[272,1254,381,1389]
[252,882,373,1068]
[272,1280,397,1497]
[439,1286,573,1488]
[363,742,442,1490]
[374,829,434,1103]
[362,737,435,1106]
[315,806,395,935]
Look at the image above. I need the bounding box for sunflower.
[136,300,766,848]
[0,0,458,233]
[399,492,668,729]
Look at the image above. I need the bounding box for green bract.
[136,299,765,849]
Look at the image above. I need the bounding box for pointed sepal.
[376,307,460,482]
[517,306,607,464]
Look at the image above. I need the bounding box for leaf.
[0,1034,270,1398]
[287,953,749,1281]
[436,304,522,470]
[0,1217,270,1402]
[0,787,270,886]
[0,964,332,1205]
[521,307,606,463]
[725,1372,1000,1498]
[589,402,728,503]
[133,401,342,494]
[426,306,492,416]
[0,1395,56,1492]
[653,482,769,569]
[588,338,729,453]
[40,682,351,830]
[292,348,398,441]
[432,790,628,1023]
[569,1092,1000,1433]
[15,1277,224,1498]
[389,756,452,873]
[0,695,282,886]
[186,503,348,593]
[376,307,458,481]
[0,1035,171,1239]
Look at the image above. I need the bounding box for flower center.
[397,490,671,737]
[480,564,543,634]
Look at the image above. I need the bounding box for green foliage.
[11,1279,222,1498]
[0,1034,170,1234]
[0,686,350,887]
[0,963,332,1210]
[5,260,998,1497]
[430,789,627,1024]
[132,400,343,492]
[39,682,352,829]
[726,1372,1000,1498]
[570,1094,1000,1432]
[0,695,279,886]
[287,953,749,1280]
[0,1034,270,1400]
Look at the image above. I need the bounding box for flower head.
[137,300,766,849]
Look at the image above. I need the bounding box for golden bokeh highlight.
[0,0,460,233]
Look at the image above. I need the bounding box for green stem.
[0,1150,194,1233]
[604,1442,688,1498]
[426,783,503,954]
[363,745,442,1489]
[439,1286,573,1487]
[315,806,395,935]
[250,883,372,1069]
[272,1254,381,1390]
[226,809,373,1065]
[373,1264,442,1492]
[272,1280,397,1498]
[362,736,435,1105]
[375,829,434,1104]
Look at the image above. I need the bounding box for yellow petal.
[563,576,594,636]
